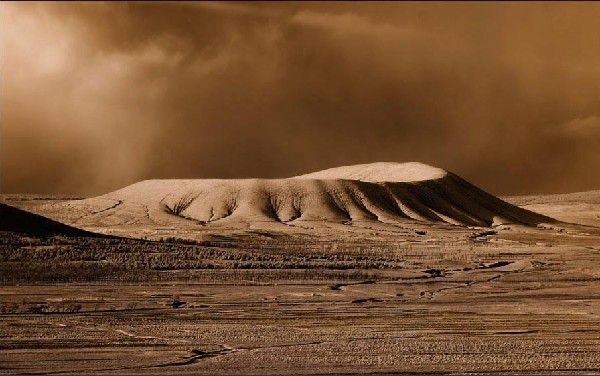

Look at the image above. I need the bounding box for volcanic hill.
[33,163,553,238]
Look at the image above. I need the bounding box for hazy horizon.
[2,2,599,196]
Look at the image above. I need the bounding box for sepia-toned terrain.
[1,163,600,374]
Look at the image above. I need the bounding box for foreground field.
[2,208,600,374]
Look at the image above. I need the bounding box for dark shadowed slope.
[0,203,102,237]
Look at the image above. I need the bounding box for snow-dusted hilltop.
[293,162,447,182]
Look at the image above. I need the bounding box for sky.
[1,1,599,196]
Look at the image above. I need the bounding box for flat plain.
[1,169,600,374]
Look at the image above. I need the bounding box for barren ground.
[1,192,600,374]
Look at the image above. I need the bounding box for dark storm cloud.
[1,2,599,195]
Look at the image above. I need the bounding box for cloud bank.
[1,2,599,195]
